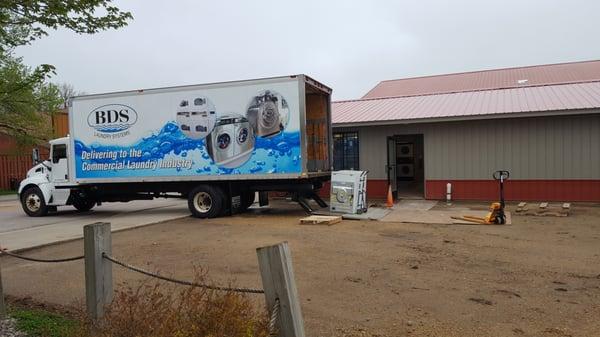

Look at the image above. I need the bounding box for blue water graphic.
[75,121,301,178]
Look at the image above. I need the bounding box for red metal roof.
[363,60,600,99]
[333,81,600,125]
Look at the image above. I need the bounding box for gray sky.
[15,0,600,100]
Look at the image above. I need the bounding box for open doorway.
[387,134,424,199]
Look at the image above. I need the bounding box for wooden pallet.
[515,202,570,217]
[299,215,342,225]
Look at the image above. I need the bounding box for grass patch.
[0,189,16,196]
[5,271,268,337]
[10,308,77,337]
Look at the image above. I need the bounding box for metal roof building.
[331,60,600,201]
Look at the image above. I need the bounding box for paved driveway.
[0,198,190,251]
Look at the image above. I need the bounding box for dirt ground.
[2,200,600,337]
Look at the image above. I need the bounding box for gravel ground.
[0,319,25,337]
[2,200,600,336]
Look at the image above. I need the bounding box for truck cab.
[18,137,94,216]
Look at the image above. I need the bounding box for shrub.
[75,272,270,337]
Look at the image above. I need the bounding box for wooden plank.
[84,222,113,320]
[257,242,305,337]
[299,215,342,225]
[516,208,569,217]
[515,201,528,213]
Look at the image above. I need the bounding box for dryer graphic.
[246,90,289,138]
[206,113,255,168]
[176,96,216,139]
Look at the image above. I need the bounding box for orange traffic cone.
[386,184,394,208]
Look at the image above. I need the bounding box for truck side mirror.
[32,148,40,164]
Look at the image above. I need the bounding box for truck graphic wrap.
[71,80,302,179]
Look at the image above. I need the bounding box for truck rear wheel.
[188,185,224,218]
[21,187,48,217]
[72,197,95,212]
[240,191,256,212]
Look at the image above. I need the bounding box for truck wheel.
[188,185,224,218]
[21,187,48,217]
[72,198,95,212]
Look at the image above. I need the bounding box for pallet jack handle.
[493,170,510,208]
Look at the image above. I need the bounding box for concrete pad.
[381,209,512,225]
[341,207,391,220]
[0,194,17,202]
[393,199,438,211]
[0,199,190,251]
[311,207,391,220]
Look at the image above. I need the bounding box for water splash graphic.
[75,121,301,178]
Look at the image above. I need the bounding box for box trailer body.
[18,75,332,218]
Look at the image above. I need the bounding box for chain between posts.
[1,230,297,336]
[268,298,281,336]
[102,252,265,294]
[0,249,84,263]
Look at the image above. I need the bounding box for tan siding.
[591,115,600,177]
[340,113,600,180]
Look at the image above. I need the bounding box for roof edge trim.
[332,108,600,128]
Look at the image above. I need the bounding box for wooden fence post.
[84,222,113,320]
[0,257,5,319]
[256,242,305,337]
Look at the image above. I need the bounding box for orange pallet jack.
[452,170,509,225]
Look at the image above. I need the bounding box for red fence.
[0,155,33,191]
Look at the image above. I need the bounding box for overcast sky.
[14,0,600,100]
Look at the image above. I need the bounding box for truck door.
[51,144,69,184]
[386,137,397,195]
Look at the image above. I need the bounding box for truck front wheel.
[21,187,49,217]
[188,185,224,218]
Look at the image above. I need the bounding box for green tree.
[0,1,132,52]
[0,1,132,143]
[0,54,62,144]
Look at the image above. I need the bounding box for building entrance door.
[386,137,397,197]
[393,134,424,198]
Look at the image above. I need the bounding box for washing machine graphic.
[206,113,255,168]
[176,96,216,139]
[246,90,289,138]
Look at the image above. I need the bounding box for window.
[333,132,359,170]
[52,144,67,164]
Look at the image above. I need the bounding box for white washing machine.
[206,113,255,168]
[330,170,368,214]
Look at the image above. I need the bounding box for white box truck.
[18,75,332,218]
